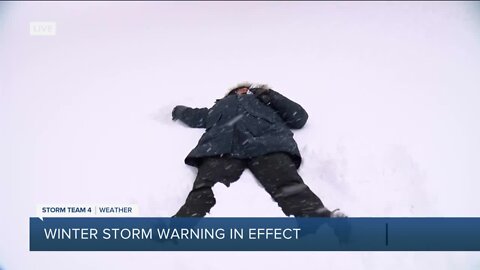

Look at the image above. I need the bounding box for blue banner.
[29,218,480,251]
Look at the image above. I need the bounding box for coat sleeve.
[259,90,309,129]
[177,107,209,128]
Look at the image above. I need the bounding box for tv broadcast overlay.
[2,1,480,270]
[37,205,139,220]
[30,218,480,251]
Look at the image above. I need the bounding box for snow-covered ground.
[1,2,480,269]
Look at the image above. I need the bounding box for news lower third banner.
[30,218,480,251]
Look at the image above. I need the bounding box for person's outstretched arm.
[172,105,208,128]
[250,87,309,129]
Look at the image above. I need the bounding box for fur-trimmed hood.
[224,82,271,97]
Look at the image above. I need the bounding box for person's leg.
[248,152,332,217]
[174,156,246,217]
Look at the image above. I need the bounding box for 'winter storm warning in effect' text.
[43,227,301,240]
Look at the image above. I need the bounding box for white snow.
[1,1,480,269]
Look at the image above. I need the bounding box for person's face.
[235,87,249,95]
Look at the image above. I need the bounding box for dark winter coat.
[175,90,308,168]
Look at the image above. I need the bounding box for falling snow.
[2,2,480,270]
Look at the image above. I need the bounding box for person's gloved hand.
[249,85,272,104]
[172,105,188,120]
[248,84,270,96]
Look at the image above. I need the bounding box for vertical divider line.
[386,222,389,246]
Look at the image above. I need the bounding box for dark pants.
[174,152,330,217]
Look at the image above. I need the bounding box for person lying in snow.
[171,83,346,218]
